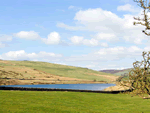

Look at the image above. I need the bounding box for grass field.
[0,90,150,113]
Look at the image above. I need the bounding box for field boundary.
[0,86,132,94]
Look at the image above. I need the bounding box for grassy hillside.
[0,60,118,83]
[113,68,132,76]
[100,68,133,76]
[0,90,150,113]
[114,68,150,76]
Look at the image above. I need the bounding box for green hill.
[113,68,132,76]
[0,60,118,84]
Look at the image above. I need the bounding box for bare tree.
[133,0,150,35]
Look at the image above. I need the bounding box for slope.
[0,60,118,85]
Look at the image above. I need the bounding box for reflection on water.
[1,84,116,91]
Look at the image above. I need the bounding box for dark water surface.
[0,84,116,91]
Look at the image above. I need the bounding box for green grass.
[0,90,150,113]
[4,60,117,82]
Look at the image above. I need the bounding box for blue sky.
[0,0,150,70]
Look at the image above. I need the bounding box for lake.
[0,84,116,91]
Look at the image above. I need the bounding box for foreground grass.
[0,90,150,113]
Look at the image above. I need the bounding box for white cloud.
[0,42,5,48]
[85,65,96,68]
[0,50,62,60]
[95,33,119,42]
[61,45,149,70]
[57,7,148,45]
[54,62,67,65]
[35,24,46,30]
[117,4,139,13]
[68,5,75,9]
[70,36,108,47]
[127,46,143,52]
[0,34,12,42]
[95,46,142,56]
[68,5,82,10]
[100,43,108,47]
[144,46,150,51]
[64,45,144,62]
[0,45,149,70]
[83,38,99,46]
[38,51,62,57]
[13,31,40,40]
[13,31,62,45]
[3,50,27,59]
[74,8,121,27]
[96,47,126,56]
[56,22,86,31]
[70,36,84,45]
[41,32,61,45]
[0,34,12,49]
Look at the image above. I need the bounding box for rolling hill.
[0,60,118,85]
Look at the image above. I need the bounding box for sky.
[0,0,150,71]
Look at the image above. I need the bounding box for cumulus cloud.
[0,45,149,70]
[13,31,41,40]
[70,36,108,47]
[83,38,99,46]
[0,50,62,60]
[57,7,148,44]
[57,45,150,70]
[95,46,143,57]
[95,33,119,42]
[144,46,150,51]
[41,32,61,45]
[100,43,108,47]
[74,8,122,30]
[70,36,84,45]
[13,31,62,45]
[64,45,145,63]
[117,4,139,13]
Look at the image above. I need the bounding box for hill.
[99,68,133,76]
[0,60,118,85]
[100,68,150,76]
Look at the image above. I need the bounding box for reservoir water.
[0,84,116,91]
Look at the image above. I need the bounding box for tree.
[133,0,150,35]
[118,0,150,99]
[128,52,150,98]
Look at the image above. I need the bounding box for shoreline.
[0,85,131,94]
[0,78,112,86]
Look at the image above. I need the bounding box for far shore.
[0,78,113,86]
